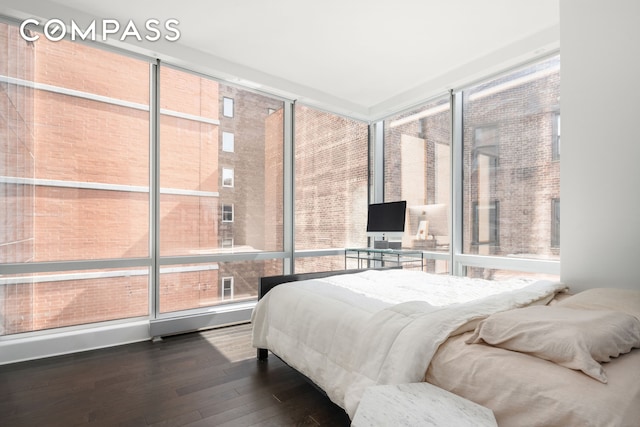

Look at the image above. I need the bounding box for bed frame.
[256,267,401,361]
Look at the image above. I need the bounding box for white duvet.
[251,269,566,418]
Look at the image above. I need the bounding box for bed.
[251,268,640,426]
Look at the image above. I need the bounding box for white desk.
[351,382,497,427]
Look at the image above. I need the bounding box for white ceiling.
[1,0,560,120]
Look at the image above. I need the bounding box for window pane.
[384,97,451,252]
[294,105,369,264]
[222,132,234,152]
[223,97,234,118]
[159,74,284,258]
[159,67,218,258]
[222,204,234,222]
[219,84,285,254]
[1,267,149,335]
[221,277,234,300]
[462,56,560,260]
[222,168,234,187]
[0,24,150,263]
[297,256,347,274]
[158,76,284,313]
[158,260,282,314]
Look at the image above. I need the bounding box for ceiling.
[1,0,560,121]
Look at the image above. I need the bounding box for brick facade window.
[221,277,234,300]
[222,168,234,187]
[222,204,234,222]
[223,97,234,118]
[222,132,235,152]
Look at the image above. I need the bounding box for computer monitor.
[366,200,407,239]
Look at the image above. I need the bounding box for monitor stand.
[374,240,389,249]
[373,240,401,250]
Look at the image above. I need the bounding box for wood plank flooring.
[0,323,351,427]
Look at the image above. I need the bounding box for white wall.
[560,0,640,292]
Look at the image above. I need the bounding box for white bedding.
[251,269,566,418]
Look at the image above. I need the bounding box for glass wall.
[158,69,285,314]
[1,22,286,334]
[461,55,560,278]
[1,23,151,334]
[0,17,560,340]
[294,105,369,271]
[159,67,218,258]
[383,97,451,274]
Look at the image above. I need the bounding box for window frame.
[221,237,234,248]
[222,203,234,222]
[222,167,234,187]
[221,276,234,300]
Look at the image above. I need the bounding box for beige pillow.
[557,288,640,319]
[465,305,640,383]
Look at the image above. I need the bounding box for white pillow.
[465,305,640,383]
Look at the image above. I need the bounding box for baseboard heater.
[149,302,255,338]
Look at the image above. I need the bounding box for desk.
[351,383,497,427]
[345,248,424,270]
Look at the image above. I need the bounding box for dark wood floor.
[0,323,351,427]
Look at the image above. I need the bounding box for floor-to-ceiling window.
[1,23,151,335]
[460,55,561,280]
[0,22,286,341]
[383,97,451,274]
[379,55,560,279]
[294,104,369,273]
[157,70,285,316]
[151,71,288,336]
